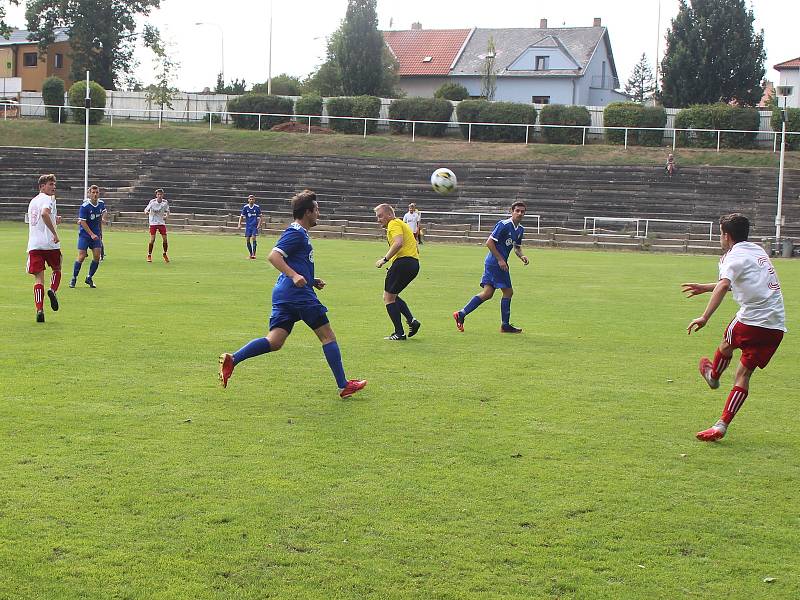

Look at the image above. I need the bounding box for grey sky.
[4,0,797,93]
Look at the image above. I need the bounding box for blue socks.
[462,295,484,316]
[233,337,271,365]
[252,240,257,255]
[501,298,511,325]
[88,260,99,278]
[72,260,82,279]
[322,341,347,389]
[246,240,253,255]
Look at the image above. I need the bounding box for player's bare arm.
[237,215,243,229]
[486,238,508,271]
[40,206,59,244]
[681,282,717,297]
[376,235,403,268]
[268,249,306,287]
[687,278,731,334]
[79,220,98,239]
[514,245,529,265]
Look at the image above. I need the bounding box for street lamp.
[195,22,225,86]
[775,85,793,242]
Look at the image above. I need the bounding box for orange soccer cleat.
[339,379,367,398]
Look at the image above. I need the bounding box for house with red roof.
[383,18,627,106]
[774,57,800,108]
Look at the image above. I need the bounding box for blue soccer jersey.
[485,218,524,266]
[241,204,261,228]
[78,200,106,238]
[271,223,317,305]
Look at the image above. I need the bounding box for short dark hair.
[38,174,56,187]
[720,213,749,243]
[88,184,99,192]
[510,201,527,212]
[155,188,164,194]
[292,189,317,219]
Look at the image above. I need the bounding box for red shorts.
[27,249,62,274]
[724,319,783,370]
[149,224,167,236]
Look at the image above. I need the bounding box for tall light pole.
[195,22,225,86]
[654,0,661,93]
[775,85,793,242]
[267,0,273,95]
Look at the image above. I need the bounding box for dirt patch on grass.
[270,122,333,134]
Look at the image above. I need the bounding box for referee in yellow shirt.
[374,203,421,340]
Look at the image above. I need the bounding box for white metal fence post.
[582,126,586,146]
[525,125,529,145]
[717,130,721,152]
[58,106,61,124]
[773,132,777,153]
[412,121,416,142]
[209,113,213,131]
[158,110,162,129]
[468,123,472,143]
[110,109,113,127]
[624,128,628,149]
[258,114,261,131]
[672,130,677,151]
[363,118,367,138]
[307,116,311,134]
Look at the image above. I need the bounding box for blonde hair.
[374,203,395,216]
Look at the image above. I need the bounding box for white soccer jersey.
[145,199,169,225]
[27,192,60,251]
[718,241,786,331]
[403,211,421,233]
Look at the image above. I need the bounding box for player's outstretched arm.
[681,282,717,297]
[268,249,306,287]
[687,278,731,334]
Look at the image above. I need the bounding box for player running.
[144,189,170,263]
[26,174,62,323]
[219,189,367,399]
[238,195,263,259]
[683,213,786,442]
[70,184,106,288]
[453,201,529,333]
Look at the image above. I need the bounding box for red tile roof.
[774,57,800,69]
[759,81,774,107]
[383,29,472,76]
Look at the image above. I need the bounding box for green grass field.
[1,223,798,599]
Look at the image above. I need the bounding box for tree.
[1,0,19,37]
[480,36,497,101]
[660,0,765,108]
[143,26,179,114]
[434,82,469,101]
[624,54,656,103]
[24,0,161,90]
[215,74,247,95]
[252,74,302,96]
[303,61,343,97]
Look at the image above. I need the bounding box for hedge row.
[295,94,323,126]
[388,97,453,137]
[539,104,591,144]
[456,100,537,142]
[674,104,760,149]
[771,107,800,151]
[227,94,294,130]
[603,103,667,146]
[326,96,382,134]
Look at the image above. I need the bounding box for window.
[422,56,432,63]
[531,96,550,105]
[23,52,38,67]
[55,53,63,69]
[535,56,549,71]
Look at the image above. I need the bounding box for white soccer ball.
[431,168,457,195]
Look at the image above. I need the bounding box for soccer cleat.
[408,319,421,337]
[453,311,465,332]
[339,379,367,398]
[384,333,407,341]
[218,353,234,388]
[698,357,720,389]
[36,310,45,323]
[696,425,726,442]
[47,289,59,311]
[69,278,76,288]
[85,277,96,288]
[163,253,170,263]
[249,255,257,260]
[146,254,152,263]
[501,324,523,334]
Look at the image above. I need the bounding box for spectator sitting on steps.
[665,153,677,177]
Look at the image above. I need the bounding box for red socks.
[711,349,731,380]
[722,386,748,425]
[34,284,44,310]
[50,270,61,291]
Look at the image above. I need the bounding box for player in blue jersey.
[219,189,367,398]
[238,195,263,259]
[69,185,106,288]
[453,201,529,333]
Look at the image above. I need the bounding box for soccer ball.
[431,168,457,195]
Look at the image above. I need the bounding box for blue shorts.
[269,300,329,333]
[245,225,258,237]
[480,263,512,289]
[78,235,103,251]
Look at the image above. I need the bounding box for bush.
[434,82,469,101]
[326,95,381,134]
[295,94,323,126]
[68,81,106,124]
[227,94,293,130]
[456,100,536,142]
[638,106,667,146]
[675,104,759,149]
[602,103,667,146]
[388,97,453,137]
[203,113,222,124]
[771,107,800,150]
[42,76,65,123]
[540,104,591,145]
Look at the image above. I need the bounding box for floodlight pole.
[775,93,790,241]
[267,0,273,95]
[84,70,90,200]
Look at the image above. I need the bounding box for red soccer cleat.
[453,311,464,332]
[163,253,170,263]
[219,353,234,388]
[696,426,726,442]
[146,254,152,262]
[339,379,367,398]
[698,357,720,389]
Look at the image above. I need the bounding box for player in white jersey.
[144,188,170,263]
[682,213,786,442]
[26,174,63,323]
[402,203,422,244]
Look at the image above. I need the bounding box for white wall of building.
[777,69,800,109]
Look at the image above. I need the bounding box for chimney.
[593,18,602,27]
[540,18,548,28]
[411,22,422,30]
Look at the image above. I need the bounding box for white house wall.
[777,70,800,109]
[397,77,450,98]
[454,76,576,104]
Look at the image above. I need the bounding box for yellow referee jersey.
[386,218,419,261]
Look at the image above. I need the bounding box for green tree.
[24,0,161,90]
[660,0,765,108]
[303,61,343,97]
[215,74,247,94]
[143,27,179,114]
[624,53,656,104]
[434,82,469,101]
[1,0,19,37]
[480,37,497,101]
[252,74,302,96]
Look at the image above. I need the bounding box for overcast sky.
[4,0,797,92]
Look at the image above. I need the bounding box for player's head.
[510,201,526,223]
[719,213,749,247]
[247,194,256,205]
[408,203,417,212]
[374,203,395,228]
[155,188,164,199]
[87,184,99,203]
[292,189,319,226]
[38,174,56,194]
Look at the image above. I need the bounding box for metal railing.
[584,216,714,240]
[420,210,540,233]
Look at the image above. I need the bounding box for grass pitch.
[1,223,798,599]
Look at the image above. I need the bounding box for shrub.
[638,106,667,146]
[203,113,221,124]
[68,81,106,124]
[388,97,453,137]
[227,94,293,130]
[42,76,65,123]
[434,82,469,101]
[675,104,759,149]
[455,99,486,138]
[326,95,381,134]
[295,94,323,126]
[603,102,643,145]
[456,100,536,142]
[540,104,591,145]
[771,107,800,150]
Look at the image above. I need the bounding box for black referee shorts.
[384,256,419,294]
